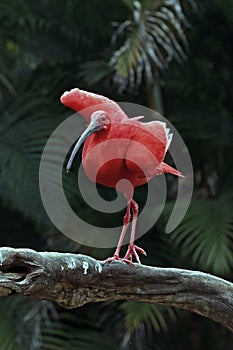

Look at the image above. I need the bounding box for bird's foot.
[104,254,136,267]
[123,244,147,264]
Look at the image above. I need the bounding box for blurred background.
[0,0,233,349]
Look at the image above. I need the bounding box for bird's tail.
[160,162,185,177]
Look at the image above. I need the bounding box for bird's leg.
[105,202,134,264]
[123,199,146,264]
[113,202,131,258]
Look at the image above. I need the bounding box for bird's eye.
[101,116,106,122]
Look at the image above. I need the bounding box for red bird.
[61,88,183,265]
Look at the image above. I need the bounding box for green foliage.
[0,298,58,350]
[0,75,65,227]
[109,0,189,90]
[90,300,179,349]
[163,193,233,276]
[120,301,177,343]
[0,299,119,350]
[41,317,119,350]
[80,60,112,86]
[0,302,18,350]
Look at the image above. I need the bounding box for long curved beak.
[66,119,100,173]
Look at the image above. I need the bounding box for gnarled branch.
[0,247,232,332]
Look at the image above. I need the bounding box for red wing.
[60,88,128,122]
[127,120,171,161]
[124,120,173,182]
[141,120,173,154]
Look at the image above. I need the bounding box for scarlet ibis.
[61,88,183,265]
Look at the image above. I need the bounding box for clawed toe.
[104,255,136,267]
[123,244,146,264]
[104,244,146,266]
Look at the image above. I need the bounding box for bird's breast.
[82,124,135,188]
[81,121,167,190]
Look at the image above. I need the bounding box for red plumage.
[61,88,183,264]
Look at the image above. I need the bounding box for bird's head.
[66,110,108,173]
[61,88,128,173]
[89,110,109,127]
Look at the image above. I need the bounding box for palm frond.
[98,300,177,349]
[14,298,58,349]
[0,297,58,350]
[0,75,67,228]
[164,194,233,275]
[110,0,189,91]
[120,301,177,338]
[41,313,119,350]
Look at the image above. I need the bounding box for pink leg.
[123,199,146,263]
[105,202,133,264]
[113,202,131,257]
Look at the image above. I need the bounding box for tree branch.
[0,247,232,332]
